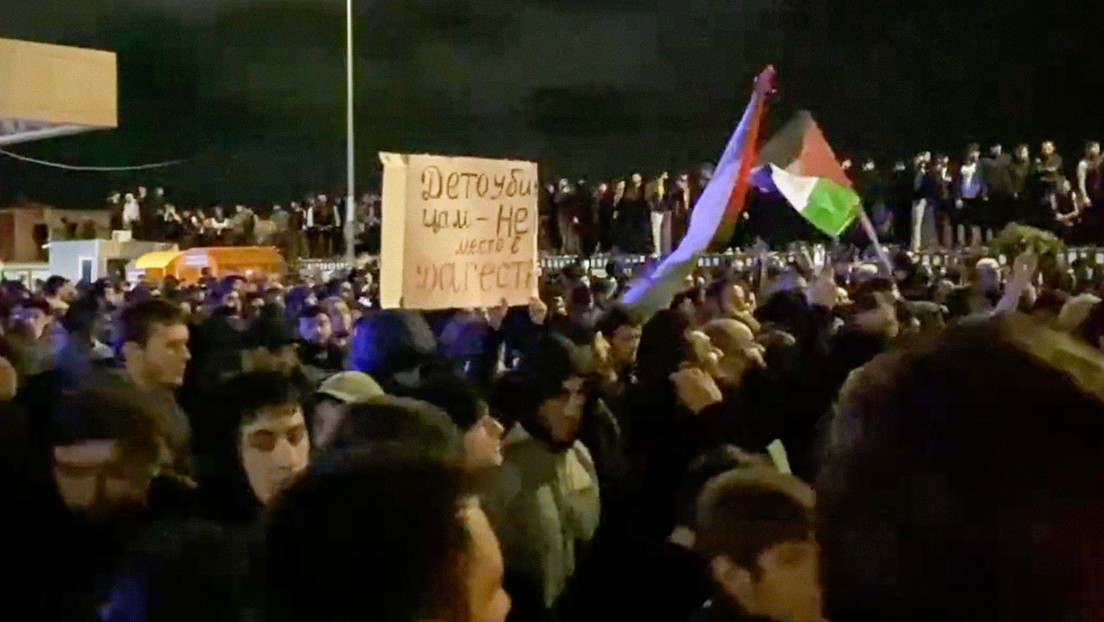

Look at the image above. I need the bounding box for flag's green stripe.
[798,178,859,237]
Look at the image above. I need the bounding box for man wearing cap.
[311,371,385,452]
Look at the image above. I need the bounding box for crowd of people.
[546,139,1104,256]
[74,139,1104,269]
[100,186,383,258]
[4,234,1104,621]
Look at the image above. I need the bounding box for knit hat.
[317,372,385,404]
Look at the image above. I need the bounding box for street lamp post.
[344,0,356,263]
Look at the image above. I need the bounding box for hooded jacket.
[494,334,601,616]
[499,425,601,614]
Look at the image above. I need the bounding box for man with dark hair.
[818,276,900,394]
[43,275,75,314]
[54,296,114,378]
[405,374,505,473]
[695,466,820,622]
[494,334,600,620]
[6,385,170,620]
[224,371,311,508]
[5,297,55,383]
[295,304,344,376]
[118,299,192,475]
[595,304,642,380]
[265,445,510,622]
[628,446,770,622]
[819,316,1104,620]
[119,299,190,387]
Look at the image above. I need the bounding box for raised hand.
[528,296,548,326]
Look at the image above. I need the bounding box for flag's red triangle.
[790,119,851,188]
[758,111,851,188]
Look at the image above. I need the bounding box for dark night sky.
[2,0,1103,207]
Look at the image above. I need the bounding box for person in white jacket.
[493,334,601,620]
[122,192,141,232]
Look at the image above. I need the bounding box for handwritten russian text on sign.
[379,153,539,310]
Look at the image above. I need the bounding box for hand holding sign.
[528,296,548,326]
[487,298,509,331]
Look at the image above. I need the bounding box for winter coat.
[499,426,601,613]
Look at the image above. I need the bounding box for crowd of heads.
[90,186,384,258]
[6,231,1104,621]
[544,139,1104,256]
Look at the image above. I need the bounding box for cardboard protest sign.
[379,153,539,310]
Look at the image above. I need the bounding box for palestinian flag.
[753,111,859,237]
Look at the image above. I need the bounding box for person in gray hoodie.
[493,334,601,622]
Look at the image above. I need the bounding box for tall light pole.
[343,0,356,263]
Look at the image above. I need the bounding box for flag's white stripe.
[769,164,818,212]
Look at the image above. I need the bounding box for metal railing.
[293,247,1104,280]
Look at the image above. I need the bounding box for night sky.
[2,0,1103,207]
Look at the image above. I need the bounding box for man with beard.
[4,386,167,621]
[296,305,345,378]
[493,334,601,622]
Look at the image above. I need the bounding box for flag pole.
[856,204,898,283]
[343,0,356,263]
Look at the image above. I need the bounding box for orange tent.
[130,246,285,283]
